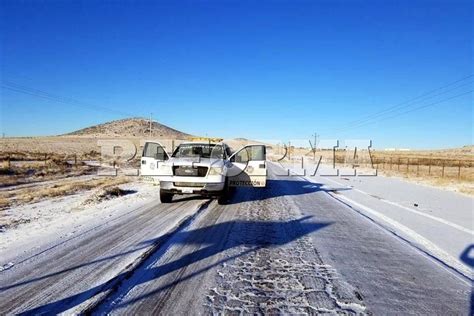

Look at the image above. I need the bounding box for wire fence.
[371,156,473,180]
[278,147,474,181]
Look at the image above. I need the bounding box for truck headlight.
[208,167,223,175]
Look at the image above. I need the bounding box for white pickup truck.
[141,141,267,203]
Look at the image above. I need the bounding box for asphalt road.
[0,164,471,314]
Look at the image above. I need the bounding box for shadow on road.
[171,195,210,203]
[225,179,351,205]
[460,244,474,315]
[17,215,331,314]
[168,179,345,205]
[7,178,338,314]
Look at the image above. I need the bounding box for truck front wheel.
[218,179,232,205]
[160,189,173,203]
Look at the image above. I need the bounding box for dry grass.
[0,197,10,210]
[0,138,103,157]
[0,159,98,188]
[0,176,131,210]
[82,185,136,205]
[378,168,474,195]
[458,186,474,195]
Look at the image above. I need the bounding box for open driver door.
[141,141,170,184]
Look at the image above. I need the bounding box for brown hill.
[64,117,191,138]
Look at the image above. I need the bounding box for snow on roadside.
[279,161,473,229]
[0,181,159,267]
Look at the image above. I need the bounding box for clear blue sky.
[1,0,472,149]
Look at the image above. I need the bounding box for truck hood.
[164,157,225,168]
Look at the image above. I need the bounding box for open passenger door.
[141,141,170,183]
[228,145,267,187]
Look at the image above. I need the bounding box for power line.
[321,75,473,133]
[333,89,473,133]
[1,81,137,117]
[1,80,139,117]
[338,80,473,130]
[338,75,473,129]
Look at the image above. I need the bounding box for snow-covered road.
[0,194,209,314]
[0,164,471,314]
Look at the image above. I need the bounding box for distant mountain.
[65,117,191,138]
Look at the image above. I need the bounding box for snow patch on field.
[0,181,158,264]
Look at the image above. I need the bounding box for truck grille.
[172,166,208,177]
[174,182,205,188]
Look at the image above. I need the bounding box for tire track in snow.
[83,199,213,314]
[205,179,366,314]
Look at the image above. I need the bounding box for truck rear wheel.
[160,189,173,203]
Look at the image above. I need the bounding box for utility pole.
[312,133,319,161]
[149,113,153,137]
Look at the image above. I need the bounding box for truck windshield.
[171,144,224,159]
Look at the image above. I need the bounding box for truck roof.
[178,142,224,146]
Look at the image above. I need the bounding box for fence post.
[428,159,431,175]
[458,160,461,179]
[417,160,419,176]
[441,161,445,178]
[390,157,392,170]
[407,158,409,173]
[7,154,11,168]
[74,154,77,168]
[397,158,400,171]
